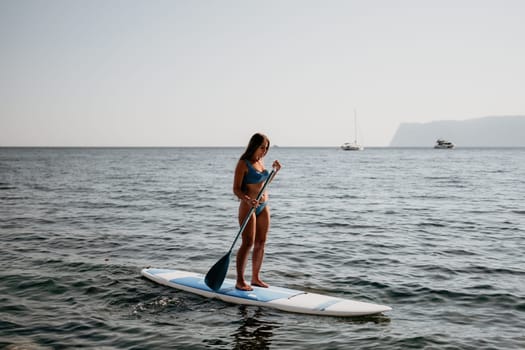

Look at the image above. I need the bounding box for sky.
[1,0,524,147]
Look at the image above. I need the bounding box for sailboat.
[341,109,364,151]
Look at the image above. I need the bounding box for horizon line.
[1,145,524,149]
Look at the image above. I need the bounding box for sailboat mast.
[354,108,357,143]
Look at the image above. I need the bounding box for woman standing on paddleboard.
[233,133,281,291]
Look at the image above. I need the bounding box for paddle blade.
[204,252,231,291]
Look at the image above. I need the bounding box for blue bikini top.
[242,160,269,187]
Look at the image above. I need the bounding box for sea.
[1,147,524,350]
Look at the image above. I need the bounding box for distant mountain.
[389,116,525,147]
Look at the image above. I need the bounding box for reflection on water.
[232,306,280,350]
[229,305,391,350]
[342,313,392,325]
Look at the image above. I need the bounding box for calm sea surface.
[1,147,524,349]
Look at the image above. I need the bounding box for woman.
[233,133,281,291]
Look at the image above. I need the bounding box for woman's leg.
[251,206,270,287]
[236,208,256,291]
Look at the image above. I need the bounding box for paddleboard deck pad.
[141,268,391,317]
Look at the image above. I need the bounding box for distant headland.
[389,116,525,147]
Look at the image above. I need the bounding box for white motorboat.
[434,139,454,149]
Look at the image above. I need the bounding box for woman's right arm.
[233,160,249,202]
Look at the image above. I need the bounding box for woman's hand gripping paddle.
[205,168,276,291]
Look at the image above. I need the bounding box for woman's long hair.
[240,133,270,160]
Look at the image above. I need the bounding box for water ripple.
[1,147,525,349]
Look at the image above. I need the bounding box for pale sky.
[1,0,524,147]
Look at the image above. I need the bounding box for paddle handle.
[228,168,276,252]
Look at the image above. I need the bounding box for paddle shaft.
[228,168,276,252]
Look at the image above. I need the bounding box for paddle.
[205,168,276,291]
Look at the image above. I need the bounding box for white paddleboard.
[141,268,391,317]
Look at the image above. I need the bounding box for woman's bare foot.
[251,280,269,288]
[235,282,253,291]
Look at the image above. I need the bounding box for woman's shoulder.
[236,158,249,170]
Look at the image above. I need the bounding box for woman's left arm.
[270,160,281,182]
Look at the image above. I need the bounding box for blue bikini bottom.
[255,202,268,216]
